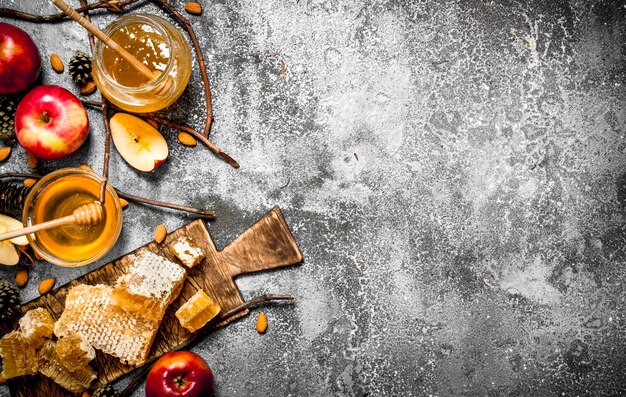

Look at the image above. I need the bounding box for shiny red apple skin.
[146,351,214,397]
[15,85,89,160]
[0,22,41,94]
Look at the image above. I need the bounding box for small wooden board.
[0,206,303,397]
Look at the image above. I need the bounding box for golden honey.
[92,14,192,113]
[23,169,122,267]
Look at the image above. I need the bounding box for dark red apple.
[145,351,214,397]
[15,85,89,160]
[0,22,41,94]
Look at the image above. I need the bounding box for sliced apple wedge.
[0,214,28,246]
[110,113,168,172]
[0,225,19,266]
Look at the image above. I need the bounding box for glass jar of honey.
[92,14,192,113]
[22,168,123,267]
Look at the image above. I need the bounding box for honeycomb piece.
[111,250,187,321]
[38,341,95,394]
[54,284,160,366]
[0,331,38,379]
[169,236,205,269]
[175,290,221,333]
[56,332,96,369]
[18,307,55,349]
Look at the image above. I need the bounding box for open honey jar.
[92,14,192,113]
[22,168,122,267]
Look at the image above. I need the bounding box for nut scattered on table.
[78,164,93,172]
[0,147,10,162]
[79,81,97,96]
[38,278,55,295]
[256,312,268,334]
[15,269,28,288]
[184,2,203,15]
[154,224,167,244]
[119,198,129,209]
[178,132,197,147]
[50,54,64,73]
[23,178,36,188]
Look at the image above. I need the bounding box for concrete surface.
[1,0,626,395]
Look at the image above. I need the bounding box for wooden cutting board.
[0,206,303,397]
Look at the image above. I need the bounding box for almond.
[15,269,28,288]
[177,132,197,147]
[154,224,167,244]
[119,198,129,209]
[0,147,10,162]
[27,152,39,169]
[256,312,268,334]
[38,278,55,295]
[80,81,97,96]
[23,178,37,188]
[82,392,91,397]
[184,1,202,14]
[0,373,5,384]
[78,164,94,172]
[50,54,64,73]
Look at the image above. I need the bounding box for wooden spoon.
[0,202,104,243]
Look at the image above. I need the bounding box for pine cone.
[93,384,120,397]
[0,97,17,145]
[0,278,20,321]
[0,181,30,218]
[69,51,93,85]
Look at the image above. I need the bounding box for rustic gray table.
[0,1,624,396]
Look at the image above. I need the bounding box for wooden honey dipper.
[52,0,172,93]
[0,202,104,243]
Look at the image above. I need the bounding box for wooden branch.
[116,190,215,218]
[0,0,144,22]
[77,0,111,203]
[0,173,214,218]
[119,294,295,397]
[79,0,95,49]
[99,100,112,203]
[80,100,239,168]
[150,0,213,138]
[144,114,239,168]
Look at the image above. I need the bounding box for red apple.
[146,351,214,397]
[15,85,89,160]
[0,22,41,94]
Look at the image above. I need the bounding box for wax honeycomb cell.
[19,307,55,349]
[54,284,160,366]
[110,250,187,321]
[55,332,96,369]
[175,290,221,333]
[38,341,95,394]
[0,331,38,379]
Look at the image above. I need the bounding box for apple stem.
[40,111,51,124]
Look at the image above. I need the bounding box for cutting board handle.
[218,206,303,277]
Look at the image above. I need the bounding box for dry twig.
[150,0,213,138]
[0,0,144,22]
